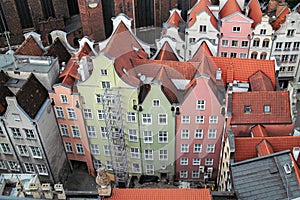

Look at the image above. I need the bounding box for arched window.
[251,52,258,59]
[260,52,267,60]
[262,39,270,48]
[253,38,260,47]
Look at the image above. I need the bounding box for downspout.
[132,0,136,34]
[137,105,144,174]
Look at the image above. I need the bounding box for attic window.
[12,114,21,121]
[264,105,271,113]
[244,105,251,113]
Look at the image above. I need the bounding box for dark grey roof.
[231,150,300,200]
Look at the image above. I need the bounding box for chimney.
[293,147,300,161]
[216,68,222,81]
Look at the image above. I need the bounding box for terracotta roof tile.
[109,188,212,200]
[219,0,242,19]
[0,71,14,115]
[249,70,274,91]
[272,6,290,30]
[45,38,71,64]
[190,41,213,62]
[14,35,44,56]
[247,0,262,28]
[256,139,274,156]
[154,42,179,61]
[166,9,184,27]
[209,57,276,88]
[188,0,218,29]
[251,125,269,137]
[231,91,291,124]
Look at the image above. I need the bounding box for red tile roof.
[219,0,242,19]
[234,136,300,165]
[188,0,218,29]
[249,70,274,91]
[109,188,212,200]
[209,57,276,88]
[247,0,262,28]
[272,6,290,31]
[45,38,71,64]
[154,41,179,61]
[166,9,184,27]
[14,35,44,56]
[190,41,213,62]
[231,91,291,125]
[256,139,274,156]
[251,125,269,137]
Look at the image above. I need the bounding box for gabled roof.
[251,125,269,137]
[272,6,290,30]
[209,57,276,88]
[45,38,71,64]
[231,91,291,125]
[249,70,274,91]
[153,41,179,61]
[0,71,14,115]
[247,0,262,28]
[165,9,184,27]
[14,35,45,56]
[188,0,218,29]
[190,41,213,62]
[109,188,212,200]
[256,139,274,156]
[219,0,242,19]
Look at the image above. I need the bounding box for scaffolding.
[102,88,128,187]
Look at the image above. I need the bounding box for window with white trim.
[11,128,21,138]
[205,167,213,178]
[8,161,19,171]
[180,170,188,178]
[55,107,64,118]
[241,41,248,48]
[194,129,203,139]
[67,108,76,119]
[192,170,200,178]
[60,124,69,136]
[208,129,217,139]
[146,164,154,175]
[181,144,189,153]
[222,40,228,47]
[71,126,80,138]
[86,126,96,138]
[143,131,153,143]
[196,100,206,110]
[153,99,160,107]
[12,114,21,121]
[101,81,111,89]
[17,145,29,156]
[90,144,100,155]
[193,158,201,165]
[36,164,48,175]
[0,160,6,169]
[158,131,168,143]
[76,144,84,154]
[144,149,153,160]
[221,52,228,57]
[181,129,189,139]
[100,127,108,139]
[180,157,188,165]
[24,163,35,173]
[100,69,108,76]
[65,142,73,153]
[24,129,35,139]
[103,145,110,156]
[205,158,214,166]
[130,147,140,159]
[209,116,218,124]
[93,159,102,169]
[97,110,105,120]
[181,115,190,124]
[132,163,141,173]
[126,112,136,122]
[231,40,238,47]
[232,27,240,32]
[194,144,202,153]
[29,146,42,158]
[199,25,207,33]
[129,129,138,142]
[83,109,93,119]
[158,113,167,125]
[106,161,112,170]
[142,114,152,124]
[1,143,11,154]
[60,95,68,104]
[195,115,204,124]
[206,144,215,153]
[159,149,168,160]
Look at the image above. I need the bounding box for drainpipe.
[137,105,144,174]
[132,0,136,34]
[0,119,24,173]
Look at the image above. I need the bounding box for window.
[24,163,35,173]
[14,0,33,29]
[127,112,136,122]
[279,67,286,72]
[36,164,48,175]
[142,114,152,124]
[93,159,102,169]
[262,39,269,48]
[275,42,282,50]
[71,126,80,138]
[181,129,190,139]
[143,131,153,143]
[221,52,228,57]
[288,66,294,72]
[287,29,295,37]
[90,144,100,155]
[60,95,68,104]
[195,115,204,124]
[253,38,260,47]
[153,99,160,107]
[284,42,291,50]
[260,52,267,60]
[205,158,214,166]
[240,53,247,58]
[181,144,189,153]
[29,146,42,158]
[207,144,215,153]
[194,144,202,153]
[244,105,252,113]
[65,142,73,153]
[146,164,154,175]
[222,40,228,47]
[11,128,21,138]
[180,158,188,165]
[241,41,248,48]
[196,100,206,110]
[193,158,201,165]
[97,110,105,120]
[180,170,188,178]
[67,108,76,119]
[103,145,110,156]
[231,40,238,47]
[159,149,168,160]
[204,167,213,178]
[0,160,6,169]
[8,161,19,171]
[158,113,167,125]
[189,38,196,43]
[1,143,11,154]
[100,69,108,76]
[194,129,203,139]
[96,94,103,104]
[12,114,21,121]
[101,81,111,89]
[100,127,108,139]
[55,107,64,118]
[293,42,300,50]
[41,0,55,19]
[192,170,200,178]
[129,129,138,142]
[281,55,289,63]
[144,149,153,160]
[264,105,271,113]
[86,126,96,138]
[290,55,298,63]
[76,144,84,154]
[181,116,190,124]
[17,145,29,156]
[260,29,266,35]
[132,163,141,173]
[60,124,69,136]
[158,131,168,143]
[106,161,112,170]
[232,27,240,32]
[0,127,3,136]
[83,109,92,119]
[208,129,217,139]
[230,52,237,58]
[199,25,207,33]
[209,116,218,124]
[130,148,140,159]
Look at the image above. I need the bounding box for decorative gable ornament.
[87,0,99,8]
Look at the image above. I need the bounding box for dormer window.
[260,29,266,35]
[264,105,271,113]
[232,27,241,32]
[244,105,251,113]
